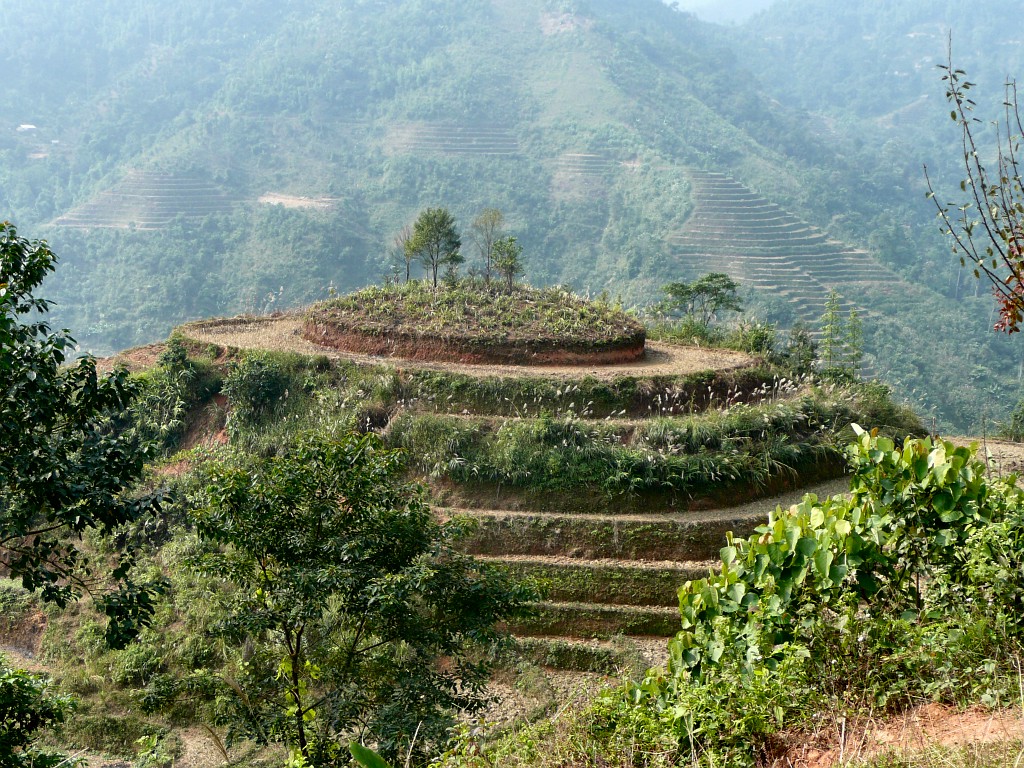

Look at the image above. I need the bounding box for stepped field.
[51,169,240,230]
[671,169,909,327]
[175,309,915,676]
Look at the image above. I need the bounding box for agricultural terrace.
[302,281,648,365]
[174,286,922,679]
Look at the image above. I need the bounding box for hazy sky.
[670,0,777,24]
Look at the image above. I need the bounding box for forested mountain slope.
[1,0,1021,430]
[736,0,1024,125]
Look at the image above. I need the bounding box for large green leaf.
[350,742,393,768]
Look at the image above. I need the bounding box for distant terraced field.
[385,122,521,157]
[52,169,241,230]
[671,169,906,327]
[381,121,640,200]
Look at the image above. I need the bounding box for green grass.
[387,383,921,499]
[306,280,646,351]
[404,366,783,418]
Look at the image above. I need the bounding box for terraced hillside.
[179,313,919,677]
[385,123,521,157]
[670,169,907,327]
[453,477,848,672]
[52,170,240,230]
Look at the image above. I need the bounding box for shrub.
[0,655,74,768]
[221,352,289,434]
[607,430,1024,766]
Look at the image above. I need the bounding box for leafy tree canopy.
[0,222,163,648]
[492,235,524,293]
[407,208,462,289]
[188,432,533,766]
[660,272,743,326]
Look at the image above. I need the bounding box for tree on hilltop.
[493,235,524,292]
[661,272,743,326]
[408,208,462,288]
[470,207,504,284]
[391,223,415,283]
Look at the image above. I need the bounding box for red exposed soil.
[302,318,646,366]
[772,703,1024,767]
[180,315,756,380]
[96,342,166,373]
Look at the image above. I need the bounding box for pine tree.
[819,289,843,374]
[844,308,863,379]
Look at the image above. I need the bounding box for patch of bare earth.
[180,393,229,451]
[180,315,757,381]
[258,192,337,210]
[1,609,47,672]
[540,11,594,35]
[774,703,1024,767]
[96,342,166,374]
[950,436,1024,480]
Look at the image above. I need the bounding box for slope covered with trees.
[1,0,1021,429]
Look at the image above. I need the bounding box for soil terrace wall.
[301,318,647,366]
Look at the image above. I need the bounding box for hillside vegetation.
[15,315,1023,767]
[0,264,945,766]
[2,0,1023,429]
[9,258,1024,766]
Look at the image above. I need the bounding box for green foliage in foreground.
[150,432,533,767]
[0,655,75,768]
[0,222,163,648]
[350,742,393,768]
[438,431,1024,767]
[636,430,1024,765]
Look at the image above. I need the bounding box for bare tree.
[926,51,1024,333]
[391,224,415,283]
[470,208,504,285]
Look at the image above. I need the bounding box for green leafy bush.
[605,428,1024,765]
[181,432,534,766]
[221,352,289,432]
[0,655,74,768]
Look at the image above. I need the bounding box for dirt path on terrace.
[442,476,851,526]
[778,702,1024,767]
[950,436,1024,479]
[180,315,756,381]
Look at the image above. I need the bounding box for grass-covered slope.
[304,282,646,364]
